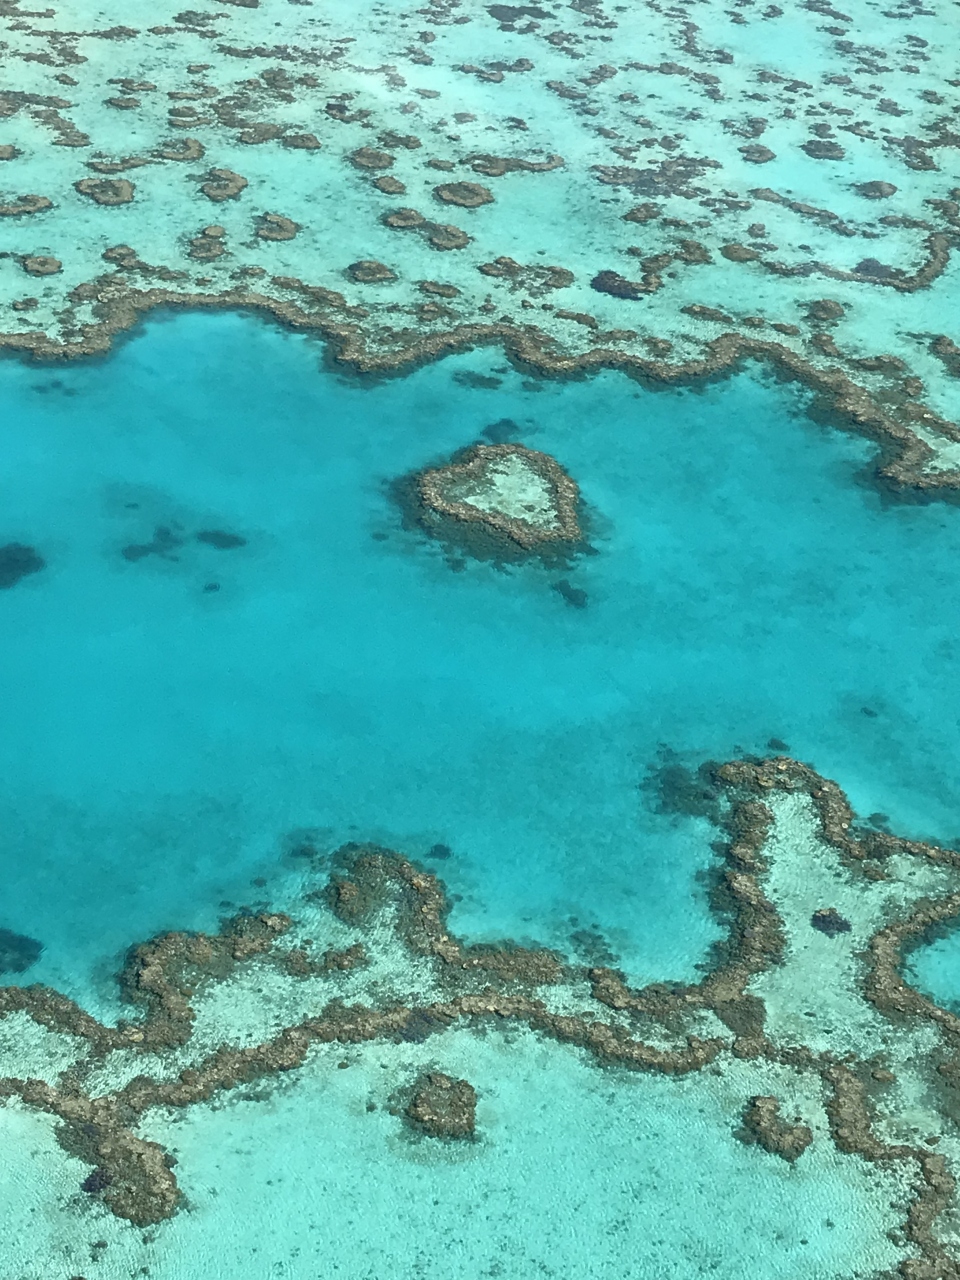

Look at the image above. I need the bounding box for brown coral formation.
[424,223,470,251]
[74,178,135,205]
[433,182,494,208]
[855,181,897,199]
[465,153,564,177]
[739,1095,812,1162]
[404,1072,477,1139]
[21,255,61,275]
[255,212,300,242]
[377,208,470,252]
[349,147,394,170]
[478,257,573,296]
[188,226,226,262]
[155,137,205,162]
[270,132,316,153]
[199,168,248,201]
[382,207,425,230]
[346,260,397,284]
[0,194,52,216]
[413,442,582,555]
[373,175,406,194]
[591,269,653,300]
[740,144,775,163]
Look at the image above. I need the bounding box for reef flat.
[1,0,960,488]
[4,757,960,1276]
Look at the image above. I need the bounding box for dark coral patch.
[553,578,587,608]
[81,1167,114,1194]
[811,908,852,936]
[196,530,247,549]
[0,926,43,973]
[121,525,183,562]
[404,1072,477,1138]
[0,543,45,589]
[590,270,645,300]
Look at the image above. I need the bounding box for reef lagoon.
[3,0,960,1276]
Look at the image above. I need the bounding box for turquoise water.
[0,1027,906,1279]
[907,929,960,1014]
[5,311,960,1274]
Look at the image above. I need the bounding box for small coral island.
[411,442,582,559]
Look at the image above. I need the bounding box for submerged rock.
[199,168,248,202]
[739,1096,812,1161]
[0,543,45,588]
[155,137,205,162]
[255,212,300,242]
[349,147,394,170]
[346,260,397,283]
[415,442,582,554]
[720,243,760,262]
[590,269,645,300]
[0,925,43,972]
[21,255,61,275]
[0,194,53,217]
[801,140,846,160]
[405,1072,477,1139]
[806,299,844,324]
[740,144,776,163]
[855,258,902,279]
[121,525,183,562]
[188,226,226,261]
[423,222,470,251]
[811,907,851,936]
[281,132,321,151]
[74,178,135,205]
[373,175,406,194]
[622,203,661,223]
[855,181,897,199]
[553,578,587,608]
[196,529,246,549]
[433,181,494,208]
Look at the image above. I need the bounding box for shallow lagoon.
[3,312,960,1275]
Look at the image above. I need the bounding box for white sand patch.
[448,454,559,529]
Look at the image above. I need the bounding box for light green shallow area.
[0,1028,908,1280]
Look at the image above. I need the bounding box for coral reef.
[0,0,958,493]
[411,442,582,556]
[74,178,134,206]
[402,1072,477,1139]
[1,753,960,1280]
[739,1096,813,1162]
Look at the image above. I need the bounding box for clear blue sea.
[3,311,960,1276]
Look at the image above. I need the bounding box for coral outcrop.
[412,443,582,556]
[403,1072,477,1139]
